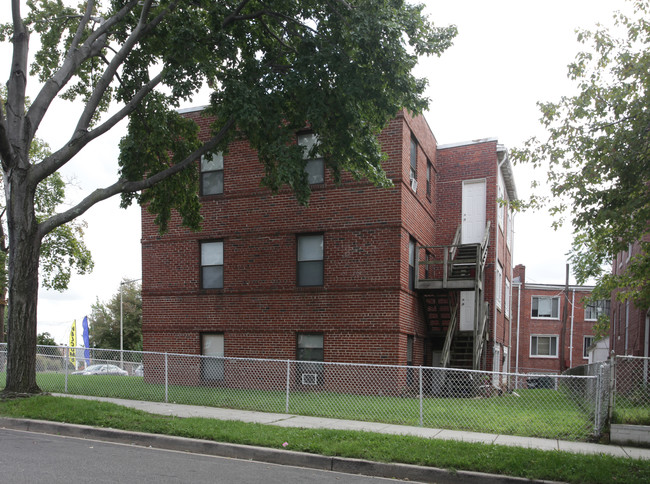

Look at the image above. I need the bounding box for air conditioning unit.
[410,178,418,192]
[301,373,318,385]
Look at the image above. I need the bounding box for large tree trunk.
[3,166,42,395]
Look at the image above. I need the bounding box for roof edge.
[436,137,498,150]
[177,105,208,114]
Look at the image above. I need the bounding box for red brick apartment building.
[610,235,650,358]
[141,107,517,377]
[510,265,606,374]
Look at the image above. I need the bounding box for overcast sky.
[1,1,633,344]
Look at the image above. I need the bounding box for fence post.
[594,366,603,435]
[609,354,616,423]
[285,360,291,414]
[164,353,169,403]
[419,366,423,427]
[64,345,69,393]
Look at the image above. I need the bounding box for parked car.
[134,364,144,377]
[72,364,128,376]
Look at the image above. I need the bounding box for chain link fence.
[612,355,650,426]
[1,343,612,441]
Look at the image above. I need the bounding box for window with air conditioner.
[297,333,323,385]
[410,137,417,191]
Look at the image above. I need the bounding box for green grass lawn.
[17,372,598,441]
[0,395,648,484]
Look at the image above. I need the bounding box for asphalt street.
[0,428,419,484]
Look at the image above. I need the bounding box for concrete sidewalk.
[55,394,650,460]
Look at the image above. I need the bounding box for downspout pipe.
[493,154,508,372]
[515,281,521,385]
[569,289,575,369]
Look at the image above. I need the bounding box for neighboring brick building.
[141,107,517,378]
[610,235,650,358]
[510,264,606,374]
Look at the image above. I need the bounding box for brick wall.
[142,110,441,367]
[610,234,650,357]
[511,275,597,373]
[142,109,514,372]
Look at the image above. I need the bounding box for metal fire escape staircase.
[415,222,491,370]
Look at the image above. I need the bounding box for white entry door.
[462,179,486,244]
[460,290,475,331]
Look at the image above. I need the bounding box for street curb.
[0,418,561,483]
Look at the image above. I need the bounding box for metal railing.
[0,344,610,441]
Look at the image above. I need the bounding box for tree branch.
[260,19,297,54]
[0,98,13,170]
[37,117,235,238]
[73,1,178,138]
[25,1,140,145]
[6,0,29,170]
[222,3,317,34]
[31,70,166,184]
[68,0,95,53]
[222,0,253,28]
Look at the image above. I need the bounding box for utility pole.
[559,264,569,373]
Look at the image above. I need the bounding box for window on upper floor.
[496,264,503,310]
[426,160,432,199]
[532,296,560,319]
[298,133,324,185]
[297,234,324,286]
[531,335,558,357]
[200,241,224,289]
[200,152,224,196]
[410,137,417,191]
[507,210,513,250]
[409,237,416,290]
[585,299,610,321]
[505,278,511,319]
[497,181,505,229]
[583,336,595,359]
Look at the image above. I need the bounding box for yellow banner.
[69,320,77,366]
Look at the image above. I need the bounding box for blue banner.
[82,316,90,366]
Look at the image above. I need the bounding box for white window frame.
[297,234,324,286]
[504,278,511,319]
[200,241,224,289]
[200,152,224,196]
[585,299,609,321]
[298,133,324,185]
[410,137,417,189]
[506,210,513,250]
[496,264,503,310]
[583,336,595,359]
[497,177,504,230]
[530,335,559,358]
[201,333,225,381]
[531,295,560,319]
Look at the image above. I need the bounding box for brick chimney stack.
[513,264,526,286]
